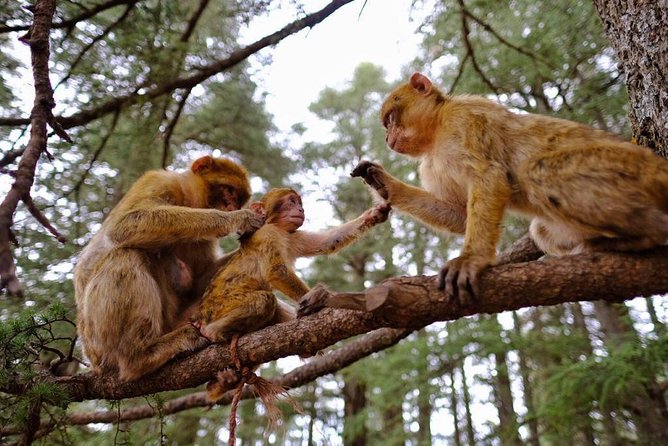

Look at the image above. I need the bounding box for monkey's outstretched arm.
[388,183,467,234]
[108,206,261,249]
[289,203,390,257]
[352,160,466,234]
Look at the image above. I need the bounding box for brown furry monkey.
[74,156,264,381]
[199,187,390,341]
[352,72,668,305]
[198,187,389,401]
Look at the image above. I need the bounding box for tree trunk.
[568,304,598,445]
[416,330,433,446]
[448,368,463,446]
[342,379,367,446]
[645,297,665,336]
[512,311,539,446]
[492,350,521,445]
[460,361,476,446]
[592,0,668,156]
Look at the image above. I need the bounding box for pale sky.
[242,0,427,137]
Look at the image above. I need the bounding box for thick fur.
[74,156,261,381]
[199,189,390,341]
[364,72,668,301]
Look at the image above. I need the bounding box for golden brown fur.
[354,72,668,303]
[199,188,390,341]
[74,156,264,381]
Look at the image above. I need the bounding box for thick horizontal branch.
[0,0,357,129]
[0,328,411,436]
[12,247,667,403]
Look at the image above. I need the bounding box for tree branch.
[53,2,137,91]
[2,248,666,402]
[0,0,358,129]
[455,0,501,95]
[0,328,411,437]
[0,0,58,296]
[0,0,140,34]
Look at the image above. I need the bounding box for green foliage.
[418,0,629,133]
[545,334,668,412]
[0,305,75,436]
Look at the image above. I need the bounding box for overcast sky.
[242,0,427,136]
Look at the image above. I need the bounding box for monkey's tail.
[220,335,302,446]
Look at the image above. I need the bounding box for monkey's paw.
[239,208,266,235]
[437,255,491,306]
[363,203,392,225]
[297,284,331,317]
[351,160,390,200]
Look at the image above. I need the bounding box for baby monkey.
[199,188,390,339]
[198,188,389,400]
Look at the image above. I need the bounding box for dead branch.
[21,194,67,243]
[0,0,140,34]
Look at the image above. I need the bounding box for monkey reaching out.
[199,187,390,341]
[74,156,264,381]
[198,188,389,400]
[352,72,668,305]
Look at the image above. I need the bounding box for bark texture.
[0,0,58,296]
[2,248,664,405]
[593,0,668,155]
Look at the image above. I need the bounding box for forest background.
[0,0,667,445]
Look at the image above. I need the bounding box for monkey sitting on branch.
[303,72,668,311]
[74,155,265,381]
[198,187,390,402]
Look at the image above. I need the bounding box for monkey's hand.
[437,255,491,306]
[237,208,265,235]
[362,203,392,226]
[351,160,392,200]
[297,283,331,317]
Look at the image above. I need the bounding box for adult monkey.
[74,155,264,381]
[349,72,668,305]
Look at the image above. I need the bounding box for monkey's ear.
[249,201,265,217]
[409,72,432,95]
[191,156,215,174]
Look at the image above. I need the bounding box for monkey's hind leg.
[200,291,277,342]
[525,148,668,254]
[118,323,209,381]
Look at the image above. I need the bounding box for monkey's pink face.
[383,110,404,153]
[381,77,437,158]
[381,98,422,157]
[383,113,422,157]
[275,193,305,233]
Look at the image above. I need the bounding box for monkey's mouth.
[287,215,304,225]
